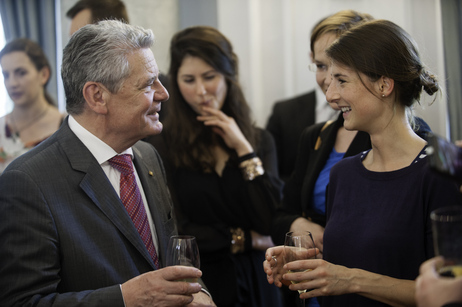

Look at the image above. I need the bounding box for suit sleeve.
[0,169,125,307]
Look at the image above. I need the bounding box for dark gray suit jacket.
[266,91,317,182]
[0,118,177,306]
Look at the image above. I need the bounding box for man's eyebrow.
[139,76,157,88]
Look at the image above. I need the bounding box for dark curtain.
[0,0,58,107]
[441,0,462,141]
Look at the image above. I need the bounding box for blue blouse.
[311,148,344,215]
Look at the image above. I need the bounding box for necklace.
[8,106,50,138]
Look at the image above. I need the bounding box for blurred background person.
[146,25,283,307]
[66,0,129,36]
[0,38,63,173]
[265,10,341,183]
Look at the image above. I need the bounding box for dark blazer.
[271,114,371,245]
[0,118,176,306]
[266,91,317,182]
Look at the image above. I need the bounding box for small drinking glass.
[431,206,462,277]
[284,231,317,306]
[166,235,200,282]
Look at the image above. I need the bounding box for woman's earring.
[382,94,385,98]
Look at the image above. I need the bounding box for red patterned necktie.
[109,154,159,269]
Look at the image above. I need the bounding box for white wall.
[217,0,448,137]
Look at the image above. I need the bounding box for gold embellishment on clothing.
[230,227,245,254]
[239,157,264,181]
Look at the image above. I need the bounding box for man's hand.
[121,266,203,307]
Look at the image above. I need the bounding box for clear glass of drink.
[166,235,200,282]
[431,206,462,277]
[284,231,317,306]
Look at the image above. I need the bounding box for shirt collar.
[68,115,133,165]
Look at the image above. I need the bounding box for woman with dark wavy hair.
[146,26,283,307]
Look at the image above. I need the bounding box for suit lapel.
[58,120,156,268]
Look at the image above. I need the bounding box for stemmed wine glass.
[283,231,317,307]
[166,235,200,282]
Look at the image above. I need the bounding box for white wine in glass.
[287,269,312,294]
[166,235,200,282]
[284,231,317,306]
[439,265,462,277]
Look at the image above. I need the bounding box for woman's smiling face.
[326,62,384,132]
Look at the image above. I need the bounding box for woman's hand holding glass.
[264,235,360,301]
[264,246,287,287]
[283,231,318,305]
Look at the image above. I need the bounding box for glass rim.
[170,235,196,240]
[285,231,313,237]
[430,206,462,222]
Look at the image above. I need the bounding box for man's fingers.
[159,266,202,282]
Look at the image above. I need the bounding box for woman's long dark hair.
[164,26,258,172]
[0,38,55,105]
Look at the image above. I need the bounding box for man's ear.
[379,76,394,98]
[82,81,109,114]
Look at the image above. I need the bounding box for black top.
[271,113,432,245]
[323,150,462,306]
[146,128,284,307]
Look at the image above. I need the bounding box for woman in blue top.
[265,19,462,306]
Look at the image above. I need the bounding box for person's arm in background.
[415,140,462,307]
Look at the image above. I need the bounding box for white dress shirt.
[68,115,159,252]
